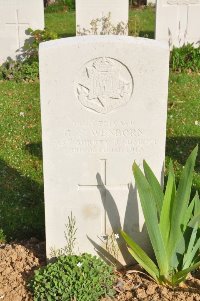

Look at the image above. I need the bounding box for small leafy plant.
[121,146,200,286]
[30,253,115,301]
[170,44,200,72]
[0,59,39,82]
[23,28,58,62]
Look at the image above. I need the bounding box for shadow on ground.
[0,159,44,241]
[25,142,43,160]
[166,136,200,173]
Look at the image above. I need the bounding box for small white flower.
[77,262,82,268]
[195,120,199,126]
[20,112,25,117]
[114,234,119,240]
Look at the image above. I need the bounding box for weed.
[50,212,77,257]
[170,44,200,73]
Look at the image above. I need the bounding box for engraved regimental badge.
[75,57,133,114]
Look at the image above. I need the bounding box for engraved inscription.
[75,57,133,114]
[167,0,200,4]
[57,120,157,153]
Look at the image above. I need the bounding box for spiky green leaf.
[121,230,159,282]
[168,146,198,258]
[160,160,176,250]
[183,237,200,269]
[143,160,164,216]
[183,222,198,269]
[133,162,169,276]
[173,261,200,285]
[194,192,200,217]
[182,193,197,231]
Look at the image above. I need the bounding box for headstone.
[147,0,156,5]
[0,0,44,64]
[156,0,200,48]
[39,35,169,264]
[76,0,129,35]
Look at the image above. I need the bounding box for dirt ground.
[0,240,200,301]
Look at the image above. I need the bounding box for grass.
[166,73,200,191]
[0,82,44,240]
[45,10,75,38]
[0,6,199,241]
[129,6,155,38]
[44,6,155,38]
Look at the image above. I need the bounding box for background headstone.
[147,0,156,5]
[39,36,169,265]
[76,0,129,35]
[0,0,44,64]
[156,0,200,48]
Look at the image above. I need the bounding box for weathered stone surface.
[76,0,129,35]
[0,0,44,64]
[39,35,169,264]
[156,0,200,47]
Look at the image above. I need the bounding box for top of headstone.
[39,35,169,51]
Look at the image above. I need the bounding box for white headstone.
[0,0,44,64]
[147,0,156,5]
[76,0,129,35]
[156,0,200,48]
[39,36,169,265]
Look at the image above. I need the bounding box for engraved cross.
[78,159,130,239]
[6,10,29,49]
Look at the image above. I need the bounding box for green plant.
[23,28,58,61]
[30,253,115,301]
[0,28,58,82]
[0,229,6,243]
[50,212,77,257]
[121,146,200,286]
[170,44,200,73]
[0,60,39,82]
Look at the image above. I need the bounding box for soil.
[0,239,199,301]
[0,239,45,301]
[108,268,200,301]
